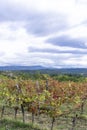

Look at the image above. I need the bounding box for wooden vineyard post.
[71,114,78,130]
[21,104,25,123]
[46,79,48,90]
[32,112,34,124]
[14,106,19,120]
[1,106,5,119]
[51,117,55,130]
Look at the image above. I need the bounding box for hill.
[0,66,87,75]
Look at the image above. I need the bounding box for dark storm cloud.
[46,36,86,49]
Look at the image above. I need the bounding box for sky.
[0,0,87,68]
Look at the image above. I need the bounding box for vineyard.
[0,72,87,130]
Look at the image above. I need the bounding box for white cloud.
[0,0,87,68]
[64,55,87,68]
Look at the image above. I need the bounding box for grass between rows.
[0,118,47,130]
[0,101,87,130]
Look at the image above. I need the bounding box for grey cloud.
[25,14,68,36]
[0,1,36,21]
[79,20,87,26]
[0,1,68,36]
[0,52,5,56]
[0,3,28,21]
[29,46,87,54]
[46,36,86,49]
[3,48,85,68]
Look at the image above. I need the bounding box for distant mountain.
[0,66,87,75]
[0,66,46,71]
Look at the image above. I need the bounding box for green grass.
[0,119,46,130]
[1,104,87,130]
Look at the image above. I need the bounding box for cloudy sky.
[0,0,87,68]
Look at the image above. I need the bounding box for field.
[0,71,87,130]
